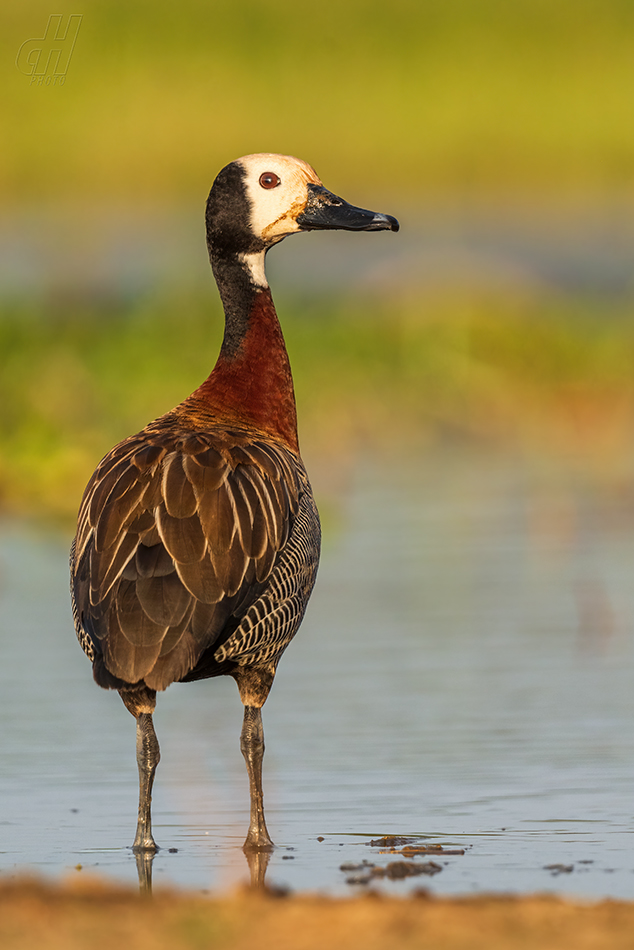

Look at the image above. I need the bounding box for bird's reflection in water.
[135,851,155,895]
[244,848,272,889]
[134,846,272,895]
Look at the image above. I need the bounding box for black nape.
[205,161,267,259]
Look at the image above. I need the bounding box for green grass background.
[2,0,634,523]
[3,0,634,202]
[3,291,634,522]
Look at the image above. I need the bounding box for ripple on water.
[0,450,633,896]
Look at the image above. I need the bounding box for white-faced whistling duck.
[70,154,399,863]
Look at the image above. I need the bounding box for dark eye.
[259,172,280,189]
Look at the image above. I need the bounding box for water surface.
[0,450,633,897]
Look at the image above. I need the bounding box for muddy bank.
[1,877,633,950]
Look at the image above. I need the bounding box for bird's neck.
[185,254,299,453]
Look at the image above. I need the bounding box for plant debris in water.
[346,835,467,885]
[366,836,465,856]
[342,859,443,886]
[545,864,574,875]
[400,845,465,856]
[367,836,415,848]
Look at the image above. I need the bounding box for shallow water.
[1,450,633,898]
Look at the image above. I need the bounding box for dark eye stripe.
[259,172,280,189]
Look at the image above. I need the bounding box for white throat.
[238,250,268,289]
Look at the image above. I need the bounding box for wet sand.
[2,877,634,950]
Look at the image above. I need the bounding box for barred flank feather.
[214,471,320,668]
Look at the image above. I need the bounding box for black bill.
[296,184,399,233]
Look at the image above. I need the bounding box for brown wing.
[71,424,302,691]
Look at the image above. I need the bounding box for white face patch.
[238,153,323,244]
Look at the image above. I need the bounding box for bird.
[70,153,399,861]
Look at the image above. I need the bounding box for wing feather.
[183,447,227,496]
[162,455,197,518]
[234,474,268,558]
[116,578,168,646]
[94,477,148,552]
[215,527,248,597]
[144,630,200,690]
[156,504,206,564]
[175,554,224,604]
[135,542,174,578]
[72,421,316,691]
[136,572,192,626]
[101,608,163,683]
[179,434,211,456]
[241,443,281,481]
[198,480,236,554]
[240,467,280,546]
[230,475,254,556]
[88,458,130,527]
[255,536,277,582]
[89,531,138,604]
[131,442,167,473]
[94,441,138,478]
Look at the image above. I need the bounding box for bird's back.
[71,405,321,693]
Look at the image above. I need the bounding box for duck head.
[206,153,399,285]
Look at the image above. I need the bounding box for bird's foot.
[132,834,159,854]
[243,829,275,853]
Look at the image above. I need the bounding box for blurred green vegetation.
[2,292,634,525]
[3,0,634,526]
[3,0,634,201]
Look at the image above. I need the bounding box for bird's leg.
[119,688,160,853]
[232,668,275,853]
[133,712,161,851]
[240,705,274,852]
